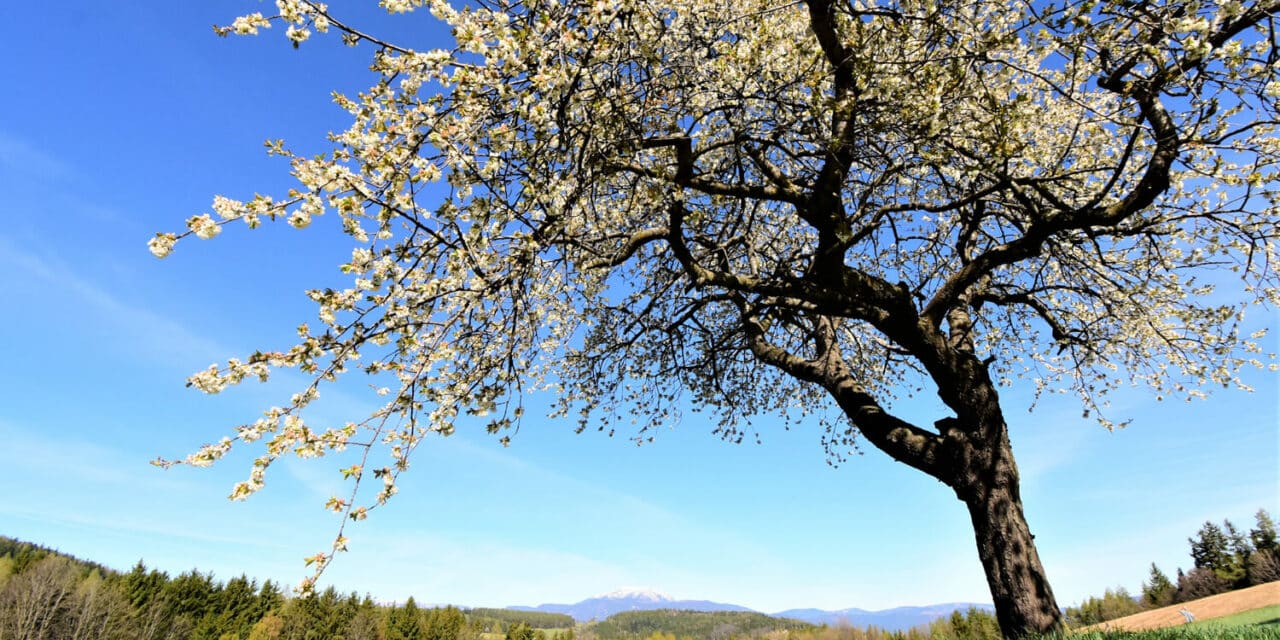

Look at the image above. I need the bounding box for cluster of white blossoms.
[186,214,221,240]
[147,233,176,259]
[227,13,270,36]
[156,0,1279,592]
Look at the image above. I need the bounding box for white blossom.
[147,233,176,258]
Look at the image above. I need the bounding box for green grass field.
[1060,605,1280,639]
[1186,606,1280,630]
[1063,629,1280,639]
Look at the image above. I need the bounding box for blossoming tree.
[153,0,1280,636]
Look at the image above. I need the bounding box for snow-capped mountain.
[507,588,750,621]
[598,588,674,602]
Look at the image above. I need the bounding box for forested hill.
[3,535,818,640]
[0,535,114,577]
[470,607,576,629]
[588,609,814,640]
[0,535,574,640]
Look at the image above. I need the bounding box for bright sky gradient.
[0,0,1276,616]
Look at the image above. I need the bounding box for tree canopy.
[153,0,1280,636]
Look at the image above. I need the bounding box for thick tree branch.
[662,197,924,328]
[609,137,804,205]
[739,309,950,480]
[802,0,862,248]
[584,227,668,269]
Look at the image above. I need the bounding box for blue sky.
[0,0,1276,615]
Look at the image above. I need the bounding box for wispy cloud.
[418,433,782,557]
[0,236,229,367]
[1,507,294,551]
[1012,413,1094,486]
[0,420,160,487]
[0,419,305,552]
[323,530,635,606]
[0,130,76,182]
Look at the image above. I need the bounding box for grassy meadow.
[1185,606,1280,630]
[1062,628,1279,639]
[1058,603,1280,639]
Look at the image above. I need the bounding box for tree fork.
[823,358,1063,638]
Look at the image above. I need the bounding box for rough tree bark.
[857,379,1063,637]
[944,407,1062,636]
[959,453,1062,637]
[936,365,1063,636]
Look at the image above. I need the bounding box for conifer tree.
[1141,563,1175,608]
[1251,509,1278,553]
[256,580,285,619]
[388,596,425,640]
[1190,522,1232,573]
[346,595,385,640]
[507,621,538,640]
[426,605,469,640]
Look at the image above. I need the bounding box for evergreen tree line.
[765,608,1003,640]
[589,608,1007,640]
[0,537,562,640]
[468,608,575,630]
[1064,508,1280,628]
[588,610,811,640]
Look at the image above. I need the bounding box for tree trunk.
[795,316,1065,638]
[951,425,1063,638]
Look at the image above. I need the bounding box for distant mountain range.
[773,603,996,630]
[508,589,753,623]
[506,588,993,631]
